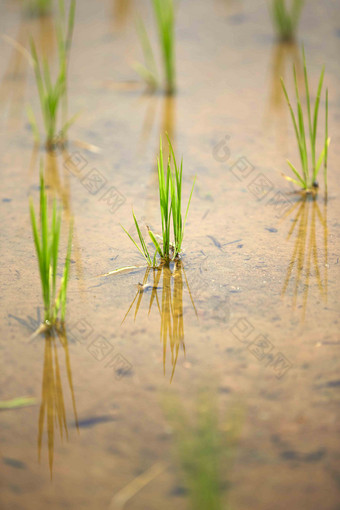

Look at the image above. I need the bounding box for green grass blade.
[324,89,329,193]
[183,177,196,229]
[133,212,152,265]
[60,220,73,321]
[133,62,158,90]
[286,160,306,188]
[26,104,40,143]
[51,200,61,304]
[281,77,305,183]
[312,66,325,151]
[293,65,309,183]
[66,0,76,54]
[302,46,314,169]
[148,229,164,258]
[135,16,158,88]
[121,223,151,265]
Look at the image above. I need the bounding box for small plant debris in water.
[29,167,73,329]
[270,0,304,42]
[120,135,195,269]
[281,47,330,193]
[135,0,176,94]
[27,0,77,150]
[0,397,37,410]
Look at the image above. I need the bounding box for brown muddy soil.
[0,1,340,509]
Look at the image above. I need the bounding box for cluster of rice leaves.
[122,135,195,267]
[281,47,329,192]
[163,389,243,510]
[28,0,76,149]
[29,168,73,325]
[135,0,175,94]
[270,0,304,41]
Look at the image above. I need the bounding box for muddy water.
[1,0,340,509]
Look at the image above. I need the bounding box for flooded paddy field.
[0,1,339,509]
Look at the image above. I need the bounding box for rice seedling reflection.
[111,0,134,30]
[163,388,243,510]
[281,195,328,319]
[139,90,176,152]
[38,326,79,478]
[122,261,197,382]
[1,12,55,129]
[265,40,301,133]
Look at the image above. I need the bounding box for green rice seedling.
[134,17,159,91]
[121,135,194,266]
[135,0,175,94]
[270,0,304,41]
[30,168,73,326]
[149,135,195,260]
[28,0,76,149]
[25,0,53,17]
[163,389,243,510]
[152,0,175,94]
[281,48,330,193]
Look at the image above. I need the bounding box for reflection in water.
[35,13,55,57]
[213,0,244,16]
[0,26,29,129]
[123,261,197,382]
[161,94,175,143]
[111,0,134,30]
[139,93,176,155]
[0,12,55,130]
[265,41,301,143]
[38,326,79,478]
[282,195,328,319]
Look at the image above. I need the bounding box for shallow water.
[1,0,340,509]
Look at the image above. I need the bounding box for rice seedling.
[163,389,243,510]
[25,0,53,17]
[270,0,304,41]
[150,135,195,261]
[152,0,175,94]
[121,135,195,266]
[28,0,76,149]
[133,17,159,91]
[281,48,330,193]
[29,167,73,327]
[135,0,176,94]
